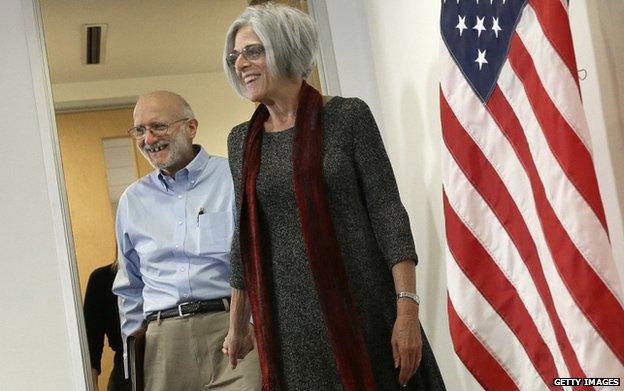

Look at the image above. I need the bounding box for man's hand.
[222,324,255,369]
[391,313,422,387]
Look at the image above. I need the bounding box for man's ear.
[187,118,198,139]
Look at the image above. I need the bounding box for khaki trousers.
[144,310,261,391]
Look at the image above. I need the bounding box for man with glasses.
[113,91,261,390]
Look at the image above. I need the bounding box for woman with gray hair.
[221,3,445,390]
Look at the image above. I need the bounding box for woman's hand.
[222,324,255,369]
[390,260,421,386]
[391,306,422,387]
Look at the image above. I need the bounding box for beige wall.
[56,108,151,390]
[53,71,256,157]
[57,108,144,292]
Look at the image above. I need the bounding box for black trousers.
[108,354,132,391]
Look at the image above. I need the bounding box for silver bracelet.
[396,291,420,305]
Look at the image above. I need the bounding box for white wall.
[52,72,255,157]
[569,0,624,278]
[0,0,88,389]
[314,1,624,390]
[359,3,479,389]
[312,1,472,389]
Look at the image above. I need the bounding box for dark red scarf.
[239,81,377,390]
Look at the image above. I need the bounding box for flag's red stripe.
[443,178,565,389]
[440,108,564,389]
[507,34,624,361]
[508,34,607,232]
[447,296,519,391]
[528,0,579,88]
[487,87,590,379]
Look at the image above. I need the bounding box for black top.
[83,264,124,374]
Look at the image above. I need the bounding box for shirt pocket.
[197,210,233,255]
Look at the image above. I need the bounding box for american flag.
[439,0,624,389]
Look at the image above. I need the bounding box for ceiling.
[40,0,249,84]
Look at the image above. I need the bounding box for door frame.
[21,0,92,389]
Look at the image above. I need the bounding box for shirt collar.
[154,145,210,191]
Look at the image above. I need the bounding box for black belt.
[146,298,230,323]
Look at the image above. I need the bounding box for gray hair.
[179,97,195,119]
[223,3,319,97]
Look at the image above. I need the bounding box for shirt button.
[175,244,179,249]
[179,267,185,272]
[177,195,182,199]
[178,220,183,225]
[191,180,195,184]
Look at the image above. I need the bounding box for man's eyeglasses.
[226,44,265,68]
[127,118,190,140]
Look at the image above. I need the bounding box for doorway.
[37,0,323,389]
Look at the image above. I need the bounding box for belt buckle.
[178,301,193,318]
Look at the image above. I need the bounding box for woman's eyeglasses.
[226,44,265,68]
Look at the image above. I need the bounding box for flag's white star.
[492,17,502,38]
[475,49,488,70]
[456,15,468,36]
[473,16,486,38]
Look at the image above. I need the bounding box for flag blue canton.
[441,0,528,102]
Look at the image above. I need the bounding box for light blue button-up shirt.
[112,146,234,340]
